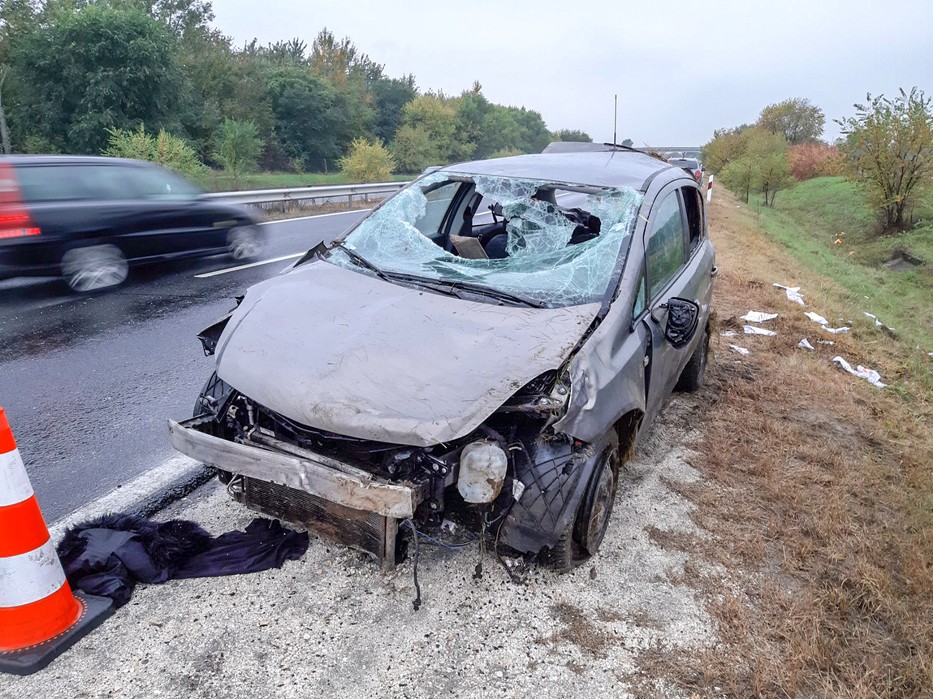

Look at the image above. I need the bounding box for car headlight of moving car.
[457,441,508,504]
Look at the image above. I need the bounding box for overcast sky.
[210,0,932,147]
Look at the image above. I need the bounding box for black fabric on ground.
[57,513,309,608]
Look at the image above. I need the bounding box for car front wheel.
[675,324,709,392]
[543,430,620,571]
[61,244,129,292]
[227,225,264,260]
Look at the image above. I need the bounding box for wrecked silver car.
[169,144,715,574]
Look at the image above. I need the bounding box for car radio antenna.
[613,94,618,146]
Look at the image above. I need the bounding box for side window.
[682,187,703,253]
[15,165,93,202]
[645,191,686,299]
[124,166,201,200]
[413,181,460,239]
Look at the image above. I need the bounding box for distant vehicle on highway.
[0,155,264,292]
[668,157,703,183]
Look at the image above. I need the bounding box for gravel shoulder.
[1,399,713,699]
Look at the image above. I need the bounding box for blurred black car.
[0,155,264,291]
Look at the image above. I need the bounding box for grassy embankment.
[643,183,932,696]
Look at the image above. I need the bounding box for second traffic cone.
[0,407,113,676]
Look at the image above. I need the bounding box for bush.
[213,119,261,189]
[104,124,207,181]
[339,138,395,182]
[788,142,843,180]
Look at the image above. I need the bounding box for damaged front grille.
[233,477,402,568]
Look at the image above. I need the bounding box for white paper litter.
[729,345,750,356]
[817,340,836,345]
[798,338,814,350]
[740,311,779,323]
[823,326,851,334]
[805,311,829,326]
[720,330,739,337]
[773,283,806,305]
[833,356,886,388]
[863,312,896,334]
[743,325,777,336]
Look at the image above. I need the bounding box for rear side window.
[123,166,201,200]
[15,164,142,202]
[646,191,686,298]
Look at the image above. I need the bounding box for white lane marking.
[0,539,67,608]
[195,253,305,278]
[49,454,202,543]
[257,208,371,226]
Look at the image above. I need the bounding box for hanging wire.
[402,519,421,611]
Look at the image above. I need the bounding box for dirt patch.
[884,249,925,271]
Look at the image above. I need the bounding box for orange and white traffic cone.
[0,407,112,675]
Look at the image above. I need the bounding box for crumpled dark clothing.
[57,513,309,608]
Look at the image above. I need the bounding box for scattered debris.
[833,356,886,388]
[740,311,779,323]
[798,338,815,350]
[805,311,849,334]
[720,330,739,338]
[729,345,750,356]
[743,325,776,336]
[863,312,896,337]
[817,340,836,345]
[773,283,805,305]
[805,311,829,326]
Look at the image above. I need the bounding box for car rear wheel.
[675,324,709,392]
[227,225,264,260]
[542,430,620,571]
[61,244,128,292]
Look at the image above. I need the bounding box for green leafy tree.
[400,93,471,163]
[758,98,824,144]
[267,67,339,169]
[104,123,207,180]
[702,125,752,173]
[717,127,793,205]
[553,128,592,142]
[390,124,436,173]
[213,118,261,188]
[339,137,394,182]
[10,4,182,154]
[719,154,755,203]
[370,74,417,143]
[837,87,933,231]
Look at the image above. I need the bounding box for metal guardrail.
[203,181,410,208]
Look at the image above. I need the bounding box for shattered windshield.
[327,172,643,307]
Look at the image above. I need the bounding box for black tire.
[227,225,264,260]
[543,430,620,571]
[675,324,709,392]
[61,244,128,292]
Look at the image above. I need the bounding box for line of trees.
[0,0,591,180]
[704,90,933,233]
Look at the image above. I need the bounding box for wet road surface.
[0,210,368,522]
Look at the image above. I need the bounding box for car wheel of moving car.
[61,244,129,292]
[227,225,264,260]
[543,429,620,571]
[675,324,709,392]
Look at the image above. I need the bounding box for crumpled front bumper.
[167,418,420,519]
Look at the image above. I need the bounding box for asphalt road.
[0,209,368,523]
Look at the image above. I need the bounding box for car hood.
[214,261,600,447]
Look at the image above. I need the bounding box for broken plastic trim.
[328,172,643,308]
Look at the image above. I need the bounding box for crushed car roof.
[443,150,677,193]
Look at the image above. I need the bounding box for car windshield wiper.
[329,242,388,281]
[382,272,546,309]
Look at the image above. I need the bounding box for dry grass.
[642,189,933,697]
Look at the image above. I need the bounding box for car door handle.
[710,266,718,278]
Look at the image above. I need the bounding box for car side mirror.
[663,298,700,348]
